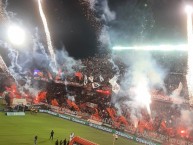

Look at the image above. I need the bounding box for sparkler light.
[38,0,56,66]
[134,78,151,114]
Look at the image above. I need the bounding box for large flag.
[99,75,104,82]
[84,75,88,85]
[88,76,94,82]
[109,75,118,85]
[92,82,100,89]
[51,99,59,106]
[112,83,120,94]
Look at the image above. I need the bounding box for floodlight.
[7,25,26,46]
[185,5,193,14]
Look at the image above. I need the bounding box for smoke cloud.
[111,51,166,123]
[85,0,116,48]
[180,110,193,131]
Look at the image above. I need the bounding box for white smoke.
[112,51,166,124]
[55,48,82,76]
[85,0,116,48]
[121,51,166,89]
[170,82,183,97]
[99,26,111,47]
[180,110,193,130]
[108,56,120,75]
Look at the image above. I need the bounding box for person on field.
[63,138,67,145]
[55,139,59,145]
[60,140,63,145]
[34,135,38,145]
[69,132,74,141]
[50,130,54,140]
[66,140,69,145]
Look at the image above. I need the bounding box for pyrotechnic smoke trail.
[0,0,11,76]
[38,0,56,67]
[186,6,193,103]
[0,55,9,75]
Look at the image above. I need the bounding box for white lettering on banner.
[136,138,156,145]
[39,109,48,113]
[115,131,133,140]
[59,114,71,120]
[89,123,112,133]
[87,119,102,125]
[47,111,58,116]
[72,118,86,125]
[6,112,25,116]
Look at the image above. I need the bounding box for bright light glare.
[185,5,193,13]
[7,25,26,45]
[134,78,151,115]
[113,45,189,51]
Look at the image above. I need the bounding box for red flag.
[96,89,111,95]
[161,121,167,129]
[71,102,80,111]
[51,99,59,106]
[37,91,47,102]
[118,116,128,126]
[75,72,83,80]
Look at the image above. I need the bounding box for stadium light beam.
[112,45,189,51]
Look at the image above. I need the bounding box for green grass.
[0,112,141,145]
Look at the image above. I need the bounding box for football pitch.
[0,112,141,145]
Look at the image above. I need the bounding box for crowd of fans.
[1,53,192,144]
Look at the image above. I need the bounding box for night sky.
[5,0,192,59]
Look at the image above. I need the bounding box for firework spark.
[38,0,56,66]
[186,5,193,103]
[78,0,102,38]
[134,79,151,114]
